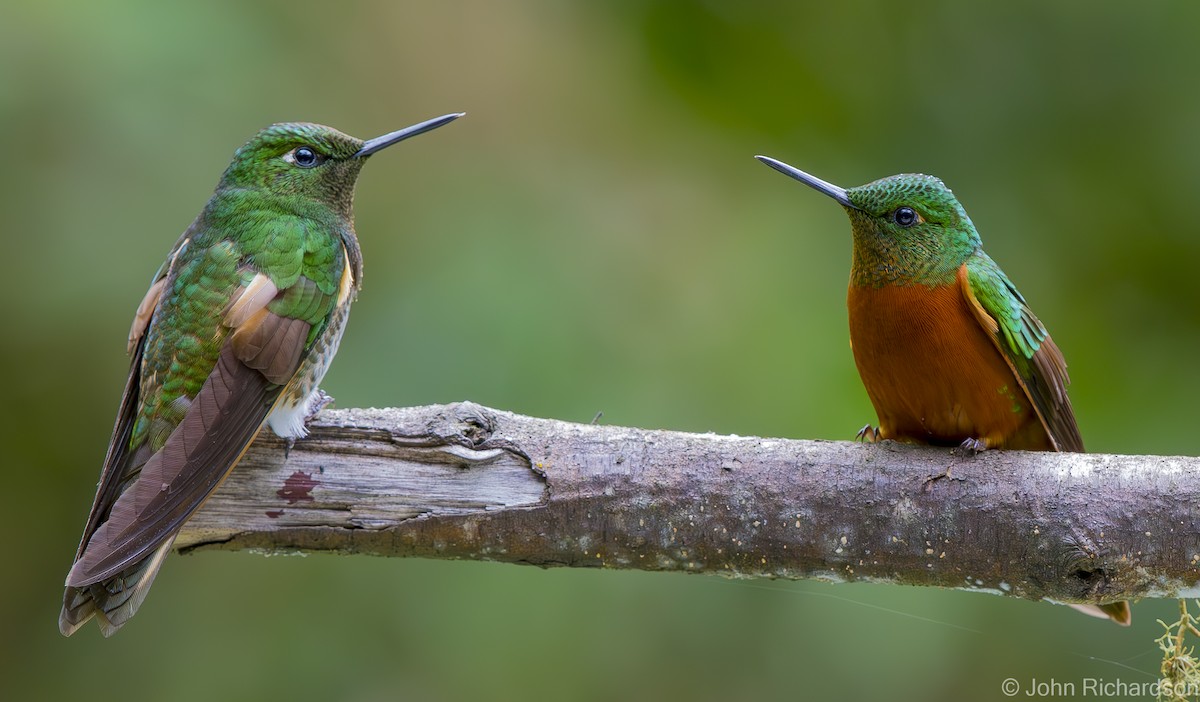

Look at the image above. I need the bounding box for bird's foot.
[305,389,334,423]
[282,390,333,460]
[955,437,987,456]
[855,424,881,443]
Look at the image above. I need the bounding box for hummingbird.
[755,155,1130,625]
[60,113,463,637]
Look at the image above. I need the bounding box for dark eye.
[893,206,917,227]
[292,147,320,168]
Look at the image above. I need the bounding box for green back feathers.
[965,254,1048,363]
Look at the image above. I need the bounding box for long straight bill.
[355,112,466,158]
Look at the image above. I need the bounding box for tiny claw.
[284,436,296,459]
[855,424,880,443]
[957,437,987,456]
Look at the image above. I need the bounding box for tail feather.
[1068,601,1132,626]
[59,538,175,637]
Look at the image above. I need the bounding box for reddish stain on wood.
[277,471,318,504]
[265,510,285,518]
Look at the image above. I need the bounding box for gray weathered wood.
[179,401,1200,609]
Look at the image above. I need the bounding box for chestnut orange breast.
[847,278,1053,450]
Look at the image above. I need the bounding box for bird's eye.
[288,147,321,168]
[893,206,918,227]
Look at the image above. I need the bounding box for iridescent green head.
[217,113,465,218]
[756,156,982,286]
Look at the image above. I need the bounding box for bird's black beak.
[355,112,466,158]
[755,155,856,209]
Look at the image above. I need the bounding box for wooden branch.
[179,402,1200,609]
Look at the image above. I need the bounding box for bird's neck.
[849,236,970,289]
[206,188,352,232]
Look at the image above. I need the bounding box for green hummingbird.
[755,155,1130,625]
[60,113,463,637]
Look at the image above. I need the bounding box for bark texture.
[178,402,1200,609]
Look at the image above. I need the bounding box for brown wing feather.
[66,339,146,567]
[62,275,313,634]
[67,343,275,585]
[67,309,310,587]
[1025,336,1084,452]
[60,335,149,635]
[65,228,195,576]
[127,278,166,354]
[231,308,309,385]
[957,265,1084,452]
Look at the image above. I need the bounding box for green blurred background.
[2,1,1197,700]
